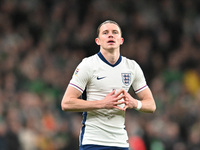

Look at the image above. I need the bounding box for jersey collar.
[97,51,122,67]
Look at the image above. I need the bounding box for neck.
[100,48,120,65]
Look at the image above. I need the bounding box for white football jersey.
[69,52,147,147]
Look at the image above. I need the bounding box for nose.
[108,33,113,38]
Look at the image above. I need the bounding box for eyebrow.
[102,29,119,33]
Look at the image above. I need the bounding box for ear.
[120,37,124,45]
[95,38,100,45]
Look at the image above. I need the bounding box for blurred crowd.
[0,0,200,150]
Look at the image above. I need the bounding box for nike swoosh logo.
[97,76,106,80]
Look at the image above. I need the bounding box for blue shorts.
[79,144,129,150]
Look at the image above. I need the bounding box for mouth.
[107,40,115,44]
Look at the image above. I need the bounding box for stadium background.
[0,0,200,150]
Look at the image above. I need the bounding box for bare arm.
[61,86,126,112]
[123,87,156,113]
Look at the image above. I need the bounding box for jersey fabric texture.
[69,51,148,148]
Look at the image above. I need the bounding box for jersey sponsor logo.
[97,76,106,80]
[121,73,131,86]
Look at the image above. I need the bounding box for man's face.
[95,23,124,50]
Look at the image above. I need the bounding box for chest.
[88,65,134,92]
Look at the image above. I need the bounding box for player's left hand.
[122,90,137,111]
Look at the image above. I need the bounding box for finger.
[124,101,128,105]
[115,89,125,97]
[122,105,128,111]
[114,100,125,105]
[122,89,126,95]
[113,105,124,111]
[108,90,115,96]
[115,95,125,101]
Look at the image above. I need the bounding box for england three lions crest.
[121,73,131,86]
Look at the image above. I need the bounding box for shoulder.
[81,54,98,64]
[71,55,98,83]
[78,54,98,67]
[121,56,139,68]
[76,54,99,76]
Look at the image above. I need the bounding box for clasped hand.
[103,89,137,111]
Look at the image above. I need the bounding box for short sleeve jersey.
[69,52,147,147]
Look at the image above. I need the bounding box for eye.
[113,30,118,34]
[103,31,108,34]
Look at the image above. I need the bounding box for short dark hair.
[97,20,122,37]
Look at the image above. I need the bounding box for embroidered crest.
[121,73,131,86]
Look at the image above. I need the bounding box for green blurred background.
[0,0,200,150]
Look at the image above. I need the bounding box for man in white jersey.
[61,20,156,150]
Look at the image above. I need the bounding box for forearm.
[138,98,156,113]
[61,86,105,112]
[61,88,126,112]
[136,88,156,113]
[61,97,103,112]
